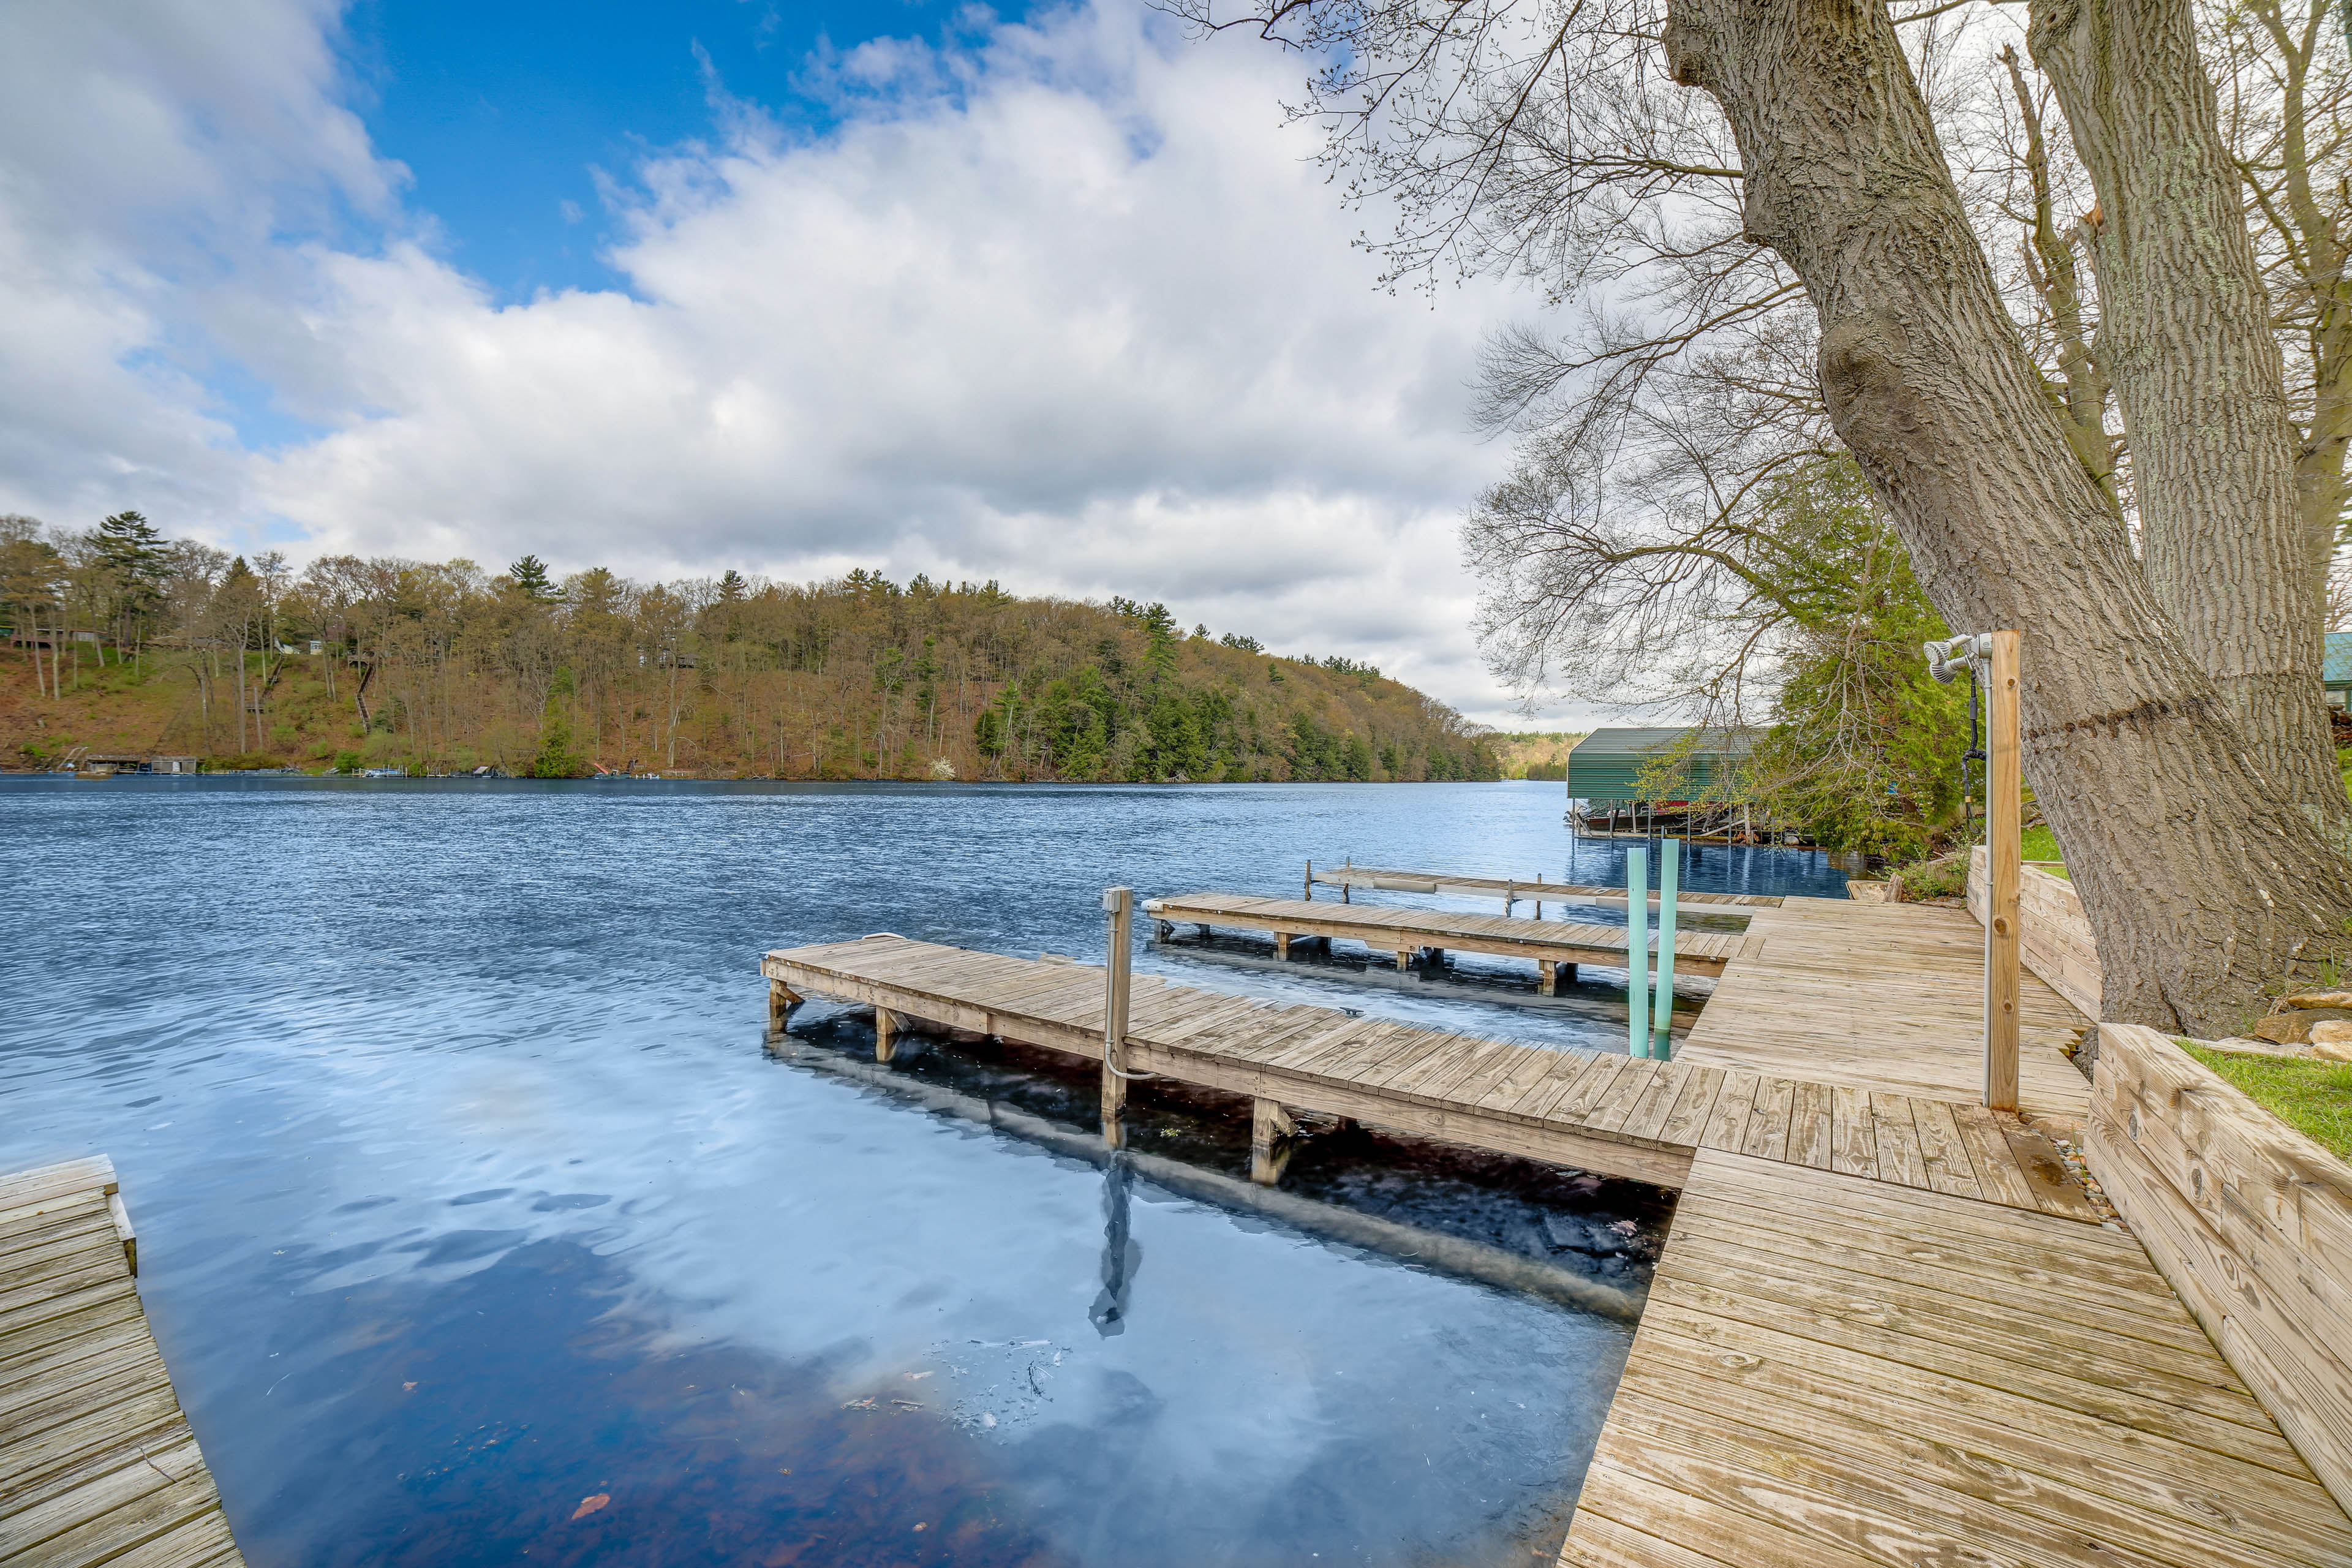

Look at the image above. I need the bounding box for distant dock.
[1143,891,1744,990]
[0,1156,245,1567]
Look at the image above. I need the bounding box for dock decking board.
[1676,895,2092,1120]
[1142,892,1744,977]
[760,937,2094,1216]
[0,1158,245,1568]
[1560,1149,2352,1568]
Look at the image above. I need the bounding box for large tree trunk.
[1661,0,2352,1035]
[2027,0,2342,821]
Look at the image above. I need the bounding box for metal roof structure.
[1564,726,1756,802]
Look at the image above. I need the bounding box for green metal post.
[1627,846,1650,1058]
[1654,838,1679,1061]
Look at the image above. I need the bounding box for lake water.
[0,778,1851,1567]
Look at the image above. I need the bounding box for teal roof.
[2328,631,2352,688]
[1565,726,1754,802]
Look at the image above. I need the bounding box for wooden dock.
[1,1156,246,1568]
[1141,892,1745,989]
[762,902,2352,1564]
[1564,1148,2352,1567]
[1308,861,1781,914]
[760,936,2097,1212]
[1679,895,2090,1123]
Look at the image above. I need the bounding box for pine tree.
[509,554,556,602]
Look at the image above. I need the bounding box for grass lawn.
[2182,1045,2352,1162]
[2019,824,2068,875]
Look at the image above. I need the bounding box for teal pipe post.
[1654,839,1679,1061]
[1626,846,1650,1058]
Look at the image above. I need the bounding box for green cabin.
[1563,726,1755,803]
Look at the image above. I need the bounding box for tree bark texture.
[1661,0,2352,1035]
[2027,0,2341,820]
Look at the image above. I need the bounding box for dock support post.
[1251,1099,1296,1186]
[1654,839,1679,1061]
[874,1007,899,1064]
[1395,947,1413,972]
[1985,631,2022,1112]
[767,979,802,1033]
[1275,932,1292,962]
[1304,859,1313,901]
[1539,960,1558,997]
[1102,886,1134,1148]
[1627,846,1651,1058]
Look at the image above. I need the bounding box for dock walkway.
[1,1156,244,1568]
[1308,861,1780,914]
[1681,895,2090,1121]
[1142,892,1744,986]
[764,907,2352,1565]
[1566,1148,2352,1567]
[761,936,2096,1212]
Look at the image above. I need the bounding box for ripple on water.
[0,777,1849,1567]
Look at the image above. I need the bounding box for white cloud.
[0,0,1599,725]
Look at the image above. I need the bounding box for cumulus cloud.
[0,0,1580,722]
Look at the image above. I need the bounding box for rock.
[2249,1008,2352,1045]
[2318,1040,2352,1063]
[2205,1036,2318,1059]
[2310,1020,2352,1047]
[2282,990,2352,1011]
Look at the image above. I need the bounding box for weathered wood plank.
[0,1160,246,1568]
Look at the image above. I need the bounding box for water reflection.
[1089,1161,1140,1339]
[0,778,1849,1567]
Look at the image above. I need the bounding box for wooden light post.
[1928,631,2021,1112]
[1984,631,2021,1112]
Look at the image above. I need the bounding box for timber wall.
[2088,1022,2352,1516]
[1969,844,2103,1020]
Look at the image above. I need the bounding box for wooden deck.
[1,1156,245,1568]
[1563,1148,2352,1567]
[761,937,2097,1213]
[1141,892,1746,981]
[1308,861,1781,913]
[1679,896,2092,1123]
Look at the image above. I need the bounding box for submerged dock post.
[875,1006,899,1063]
[1251,1099,1296,1185]
[768,978,802,1034]
[1654,839,1679,1060]
[1627,846,1651,1058]
[1102,886,1134,1148]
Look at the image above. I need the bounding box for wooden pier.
[1141,892,1744,992]
[1566,1148,2351,1567]
[1,1156,245,1567]
[1307,861,1780,914]
[761,894,2352,1565]
[1679,894,2091,1123]
[761,935,2095,1212]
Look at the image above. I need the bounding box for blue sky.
[343,1,1036,301]
[0,0,1560,723]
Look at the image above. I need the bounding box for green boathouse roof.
[1564,726,1755,803]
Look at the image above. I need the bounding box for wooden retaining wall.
[2087,1022,2352,1517]
[1969,845,2103,1020]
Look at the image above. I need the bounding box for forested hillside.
[1,519,1498,782]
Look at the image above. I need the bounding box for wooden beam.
[1251,1099,1297,1186]
[1986,629,2021,1112]
[1102,886,1134,1150]
[874,1006,897,1064]
[767,978,802,1033]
